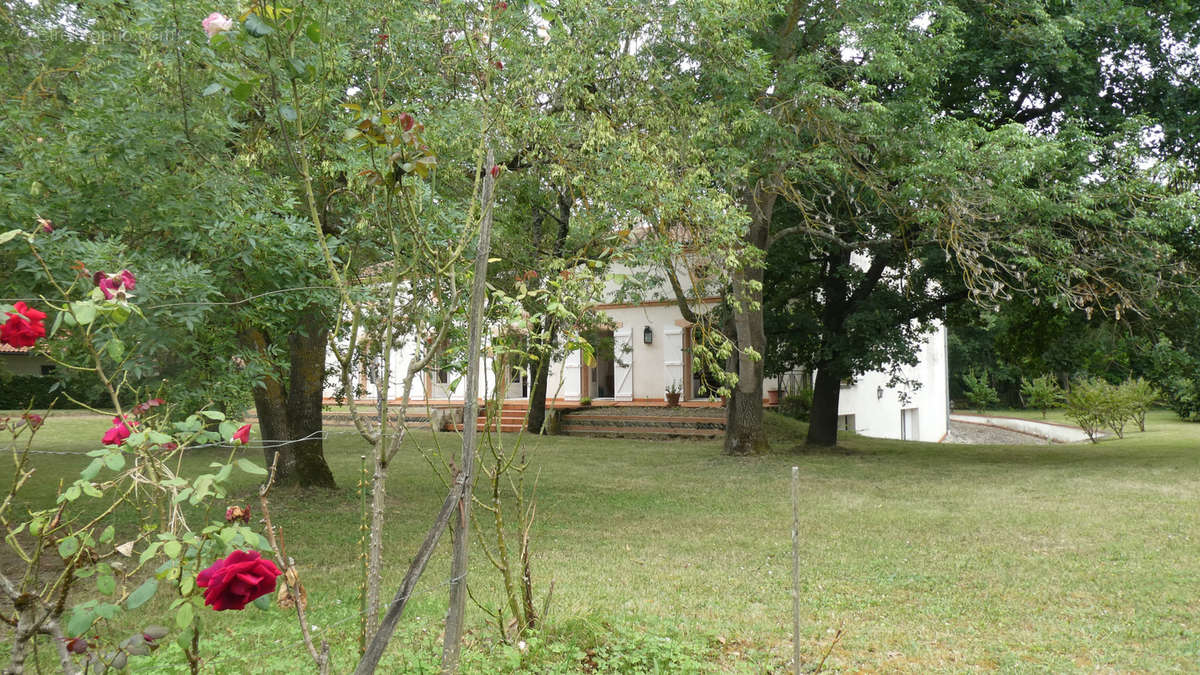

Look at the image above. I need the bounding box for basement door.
[901,407,919,441]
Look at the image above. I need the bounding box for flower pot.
[665,392,681,408]
[767,389,780,405]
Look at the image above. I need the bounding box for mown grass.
[3,409,1200,672]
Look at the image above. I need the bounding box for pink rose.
[196,550,281,610]
[102,417,132,446]
[232,423,251,445]
[93,269,136,300]
[202,12,234,39]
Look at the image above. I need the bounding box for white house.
[799,322,950,442]
[323,263,949,442]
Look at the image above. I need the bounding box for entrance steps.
[273,401,726,438]
[560,406,724,439]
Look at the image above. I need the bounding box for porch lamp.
[876,386,884,399]
[643,326,653,344]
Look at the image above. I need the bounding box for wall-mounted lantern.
[643,326,653,344]
[876,386,885,400]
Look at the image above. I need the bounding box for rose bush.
[196,550,282,611]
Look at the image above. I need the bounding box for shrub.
[0,375,113,410]
[1063,378,1110,443]
[779,387,813,421]
[961,369,999,413]
[1020,374,1062,418]
[1118,377,1158,432]
[1145,339,1200,420]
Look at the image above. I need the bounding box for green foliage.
[962,369,999,413]
[779,387,813,422]
[1020,375,1063,419]
[1118,378,1158,433]
[1051,375,1156,440]
[1146,339,1200,421]
[1063,378,1116,443]
[0,375,109,410]
[590,632,710,674]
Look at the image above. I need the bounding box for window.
[837,414,855,431]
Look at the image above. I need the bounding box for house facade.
[324,264,949,442]
[0,344,55,377]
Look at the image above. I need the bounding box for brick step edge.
[564,420,724,430]
[561,425,722,437]
[564,415,725,424]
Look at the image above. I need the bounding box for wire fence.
[16,429,348,457]
[8,426,474,666]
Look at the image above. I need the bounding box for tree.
[1020,375,1063,419]
[0,1,359,486]
[646,0,1200,449]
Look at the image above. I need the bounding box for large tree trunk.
[239,308,336,489]
[806,360,844,446]
[286,305,336,488]
[723,185,774,456]
[241,328,295,482]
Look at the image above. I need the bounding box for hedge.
[0,376,108,410]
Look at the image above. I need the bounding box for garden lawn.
[3,409,1200,672]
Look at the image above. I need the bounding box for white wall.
[0,352,54,377]
[835,322,949,442]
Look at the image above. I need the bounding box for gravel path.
[943,419,1054,445]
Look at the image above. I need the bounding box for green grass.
[4,409,1200,672]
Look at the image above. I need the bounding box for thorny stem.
[259,455,330,674]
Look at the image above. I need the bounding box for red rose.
[1,302,47,348]
[489,164,501,179]
[196,550,282,611]
[232,423,251,445]
[102,417,132,446]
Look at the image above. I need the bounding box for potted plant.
[665,380,682,407]
[579,396,592,407]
